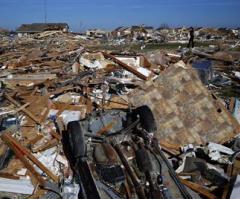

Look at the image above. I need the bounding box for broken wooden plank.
[13,102,30,114]
[221,164,233,199]
[50,131,61,141]
[0,172,20,180]
[4,93,41,125]
[33,139,59,153]
[27,134,44,146]
[1,132,58,182]
[229,97,236,113]
[159,141,181,151]
[180,178,217,199]
[1,133,45,185]
[102,52,148,80]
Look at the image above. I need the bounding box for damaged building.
[16,23,69,35]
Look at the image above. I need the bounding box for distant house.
[117,27,131,37]
[16,23,69,34]
[110,27,131,39]
[144,26,154,33]
[130,26,148,40]
[156,27,171,34]
[86,29,108,38]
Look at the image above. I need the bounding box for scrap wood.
[27,134,44,146]
[52,102,87,117]
[4,93,41,125]
[122,180,132,199]
[102,52,148,80]
[50,131,62,141]
[37,31,61,39]
[30,86,38,96]
[221,164,233,199]
[231,158,240,177]
[49,85,76,96]
[159,141,182,156]
[0,157,24,175]
[229,97,236,113]
[13,89,37,98]
[1,132,59,182]
[28,186,46,199]
[12,102,30,114]
[32,138,59,153]
[39,107,49,123]
[180,178,217,199]
[0,103,29,116]
[21,95,50,124]
[159,141,181,151]
[0,172,20,180]
[86,87,93,114]
[1,133,45,185]
[103,96,129,109]
[221,159,240,198]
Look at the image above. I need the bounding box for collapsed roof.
[16,23,69,33]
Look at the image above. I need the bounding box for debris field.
[0,30,240,199]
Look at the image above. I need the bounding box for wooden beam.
[50,131,62,141]
[13,103,30,113]
[159,140,181,151]
[102,52,148,80]
[180,178,217,199]
[229,97,236,113]
[1,132,58,182]
[1,134,45,185]
[0,172,20,180]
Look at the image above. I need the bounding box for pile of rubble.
[85,26,240,45]
[0,31,240,199]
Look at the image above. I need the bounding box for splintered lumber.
[1,133,45,185]
[102,52,148,80]
[50,131,62,141]
[180,179,217,199]
[27,134,44,145]
[1,132,58,182]
[13,103,30,113]
[4,93,41,125]
[221,164,233,199]
[0,172,20,180]
[33,139,59,153]
[159,141,181,151]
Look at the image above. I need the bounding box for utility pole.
[44,0,47,23]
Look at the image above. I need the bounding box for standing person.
[188,27,194,48]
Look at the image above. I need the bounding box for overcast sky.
[0,0,240,31]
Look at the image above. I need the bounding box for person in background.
[188,27,194,48]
